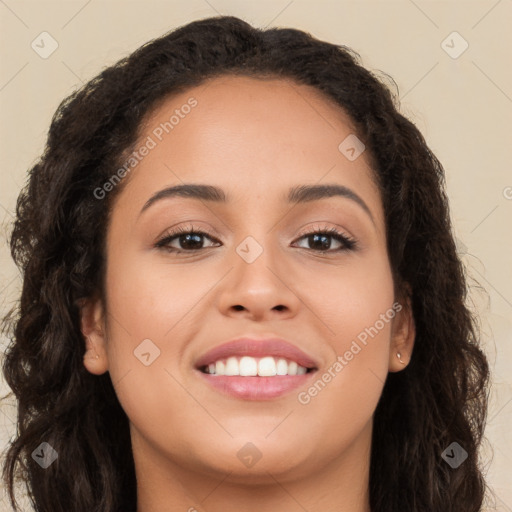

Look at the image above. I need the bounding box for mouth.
[198,356,315,376]
[194,337,319,400]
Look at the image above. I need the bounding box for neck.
[134,420,373,512]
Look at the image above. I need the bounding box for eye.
[292,226,357,253]
[155,224,220,254]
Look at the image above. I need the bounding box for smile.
[199,355,312,376]
[194,336,319,400]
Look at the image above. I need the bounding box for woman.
[1,15,490,512]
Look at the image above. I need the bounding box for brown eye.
[155,226,220,253]
[293,227,357,253]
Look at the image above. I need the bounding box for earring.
[397,352,405,365]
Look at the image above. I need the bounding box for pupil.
[310,234,330,250]
[181,234,202,249]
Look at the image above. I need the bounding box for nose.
[215,237,301,322]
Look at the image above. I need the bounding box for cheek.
[297,247,395,346]
[104,249,214,340]
[101,249,216,405]
[293,250,395,422]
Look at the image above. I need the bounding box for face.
[82,75,414,485]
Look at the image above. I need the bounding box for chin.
[185,437,317,483]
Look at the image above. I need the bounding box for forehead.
[113,74,382,220]
[142,74,363,152]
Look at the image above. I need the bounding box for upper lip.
[194,336,319,370]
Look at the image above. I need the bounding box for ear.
[78,296,109,375]
[388,284,416,373]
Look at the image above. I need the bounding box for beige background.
[1,1,511,510]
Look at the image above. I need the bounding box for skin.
[80,75,415,512]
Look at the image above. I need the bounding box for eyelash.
[154,224,358,255]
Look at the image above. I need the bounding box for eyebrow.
[139,182,375,224]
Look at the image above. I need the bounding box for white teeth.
[287,361,298,376]
[258,356,277,377]
[276,358,288,375]
[297,365,307,375]
[225,357,239,376]
[215,360,225,375]
[203,356,310,376]
[239,356,258,376]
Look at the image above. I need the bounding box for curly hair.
[1,14,490,512]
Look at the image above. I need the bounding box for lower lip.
[196,370,317,400]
